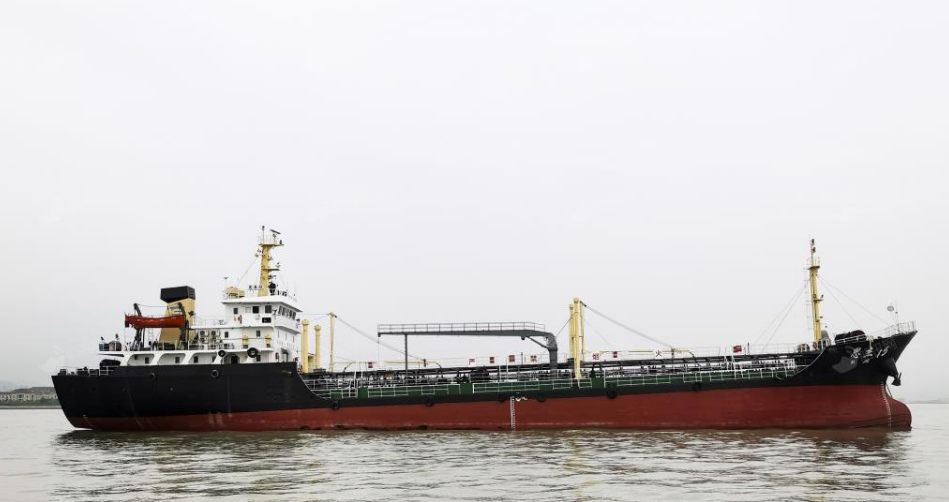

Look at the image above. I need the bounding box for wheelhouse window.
[233,307,239,315]
[253,306,260,314]
[265,305,272,314]
[262,317,271,324]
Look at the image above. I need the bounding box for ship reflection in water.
[45,419,944,502]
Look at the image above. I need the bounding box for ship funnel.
[158,286,195,346]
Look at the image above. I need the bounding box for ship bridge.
[378,322,558,371]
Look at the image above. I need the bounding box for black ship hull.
[52,333,915,431]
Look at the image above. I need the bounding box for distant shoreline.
[0,406,60,410]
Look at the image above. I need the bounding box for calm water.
[1,405,948,502]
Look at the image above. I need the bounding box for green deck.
[319,367,794,400]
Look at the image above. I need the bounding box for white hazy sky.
[0,1,946,399]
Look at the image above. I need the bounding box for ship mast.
[807,239,823,342]
[257,227,283,297]
[301,319,310,373]
[329,312,336,372]
[568,298,586,381]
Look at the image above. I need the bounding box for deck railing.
[302,362,797,400]
[879,322,916,337]
[57,366,117,377]
[192,315,299,330]
[101,342,240,352]
[833,322,916,345]
[192,316,228,327]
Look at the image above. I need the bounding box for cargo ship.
[52,230,916,431]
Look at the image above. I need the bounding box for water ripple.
[1,407,948,502]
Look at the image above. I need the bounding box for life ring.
[691,382,703,391]
[425,397,435,407]
[331,401,340,410]
[247,347,260,358]
[211,369,220,379]
[217,349,226,358]
[148,373,156,381]
[536,393,547,403]
[606,389,617,399]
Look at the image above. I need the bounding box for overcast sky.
[1,1,946,398]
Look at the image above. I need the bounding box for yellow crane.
[807,239,823,342]
[568,297,586,381]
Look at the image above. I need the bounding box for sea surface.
[1,405,947,502]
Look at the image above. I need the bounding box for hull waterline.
[62,384,909,432]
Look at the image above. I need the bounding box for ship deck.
[301,350,813,400]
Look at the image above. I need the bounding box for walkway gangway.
[378,322,559,372]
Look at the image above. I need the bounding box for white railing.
[303,364,796,399]
[878,322,916,338]
[584,347,720,362]
[58,366,117,377]
[327,343,800,372]
[275,316,301,330]
[834,323,916,345]
[106,342,240,352]
[245,284,297,301]
[367,385,457,399]
[192,315,299,330]
[605,367,794,387]
[192,316,228,327]
[473,378,588,393]
[307,385,357,399]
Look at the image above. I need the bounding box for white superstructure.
[101,229,305,367]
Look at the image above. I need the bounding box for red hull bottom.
[69,384,911,432]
